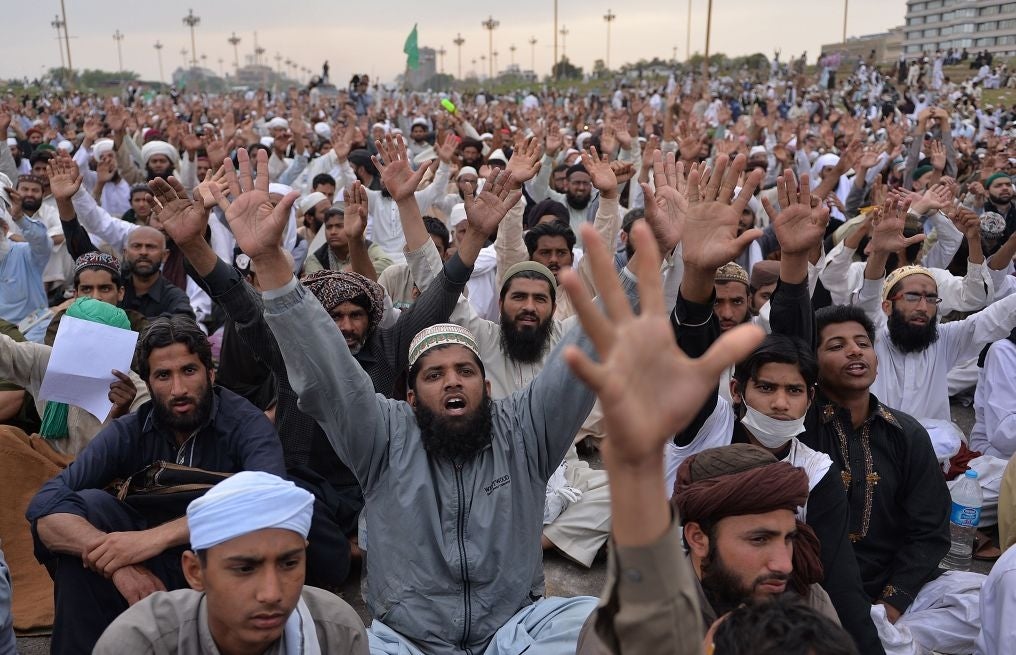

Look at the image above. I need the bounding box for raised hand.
[195,166,230,209]
[95,158,116,185]
[599,123,618,158]
[372,134,434,203]
[580,147,618,197]
[504,135,543,188]
[343,181,369,241]
[929,140,947,171]
[909,183,953,216]
[148,176,209,247]
[545,124,564,157]
[208,148,299,262]
[681,153,763,271]
[762,169,829,256]
[562,222,765,465]
[463,168,523,237]
[868,194,924,255]
[47,154,83,200]
[5,187,23,220]
[106,106,127,134]
[82,116,102,144]
[436,131,459,165]
[330,126,353,162]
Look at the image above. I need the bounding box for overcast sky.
[7,1,904,85]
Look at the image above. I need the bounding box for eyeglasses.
[890,292,943,305]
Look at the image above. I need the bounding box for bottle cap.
[964,469,978,479]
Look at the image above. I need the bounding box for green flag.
[404,24,419,70]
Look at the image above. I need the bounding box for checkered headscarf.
[301,270,385,335]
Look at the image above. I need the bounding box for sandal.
[973,531,1002,562]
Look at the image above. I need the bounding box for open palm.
[681,154,763,270]
[563,223,765,464]
[210,148,296,260]
[149,177,208,246]
[373,134,431,202]
[465,169,522,236]
[763,170,829,256]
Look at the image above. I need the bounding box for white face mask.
[740,404,807,449]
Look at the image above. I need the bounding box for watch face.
[980,211,1007,239]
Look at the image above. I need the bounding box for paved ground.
[15,400,994,653]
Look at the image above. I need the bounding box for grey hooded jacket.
[262,272,611,654]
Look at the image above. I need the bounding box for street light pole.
[704,0,713,75]
[510,44,516,68]
[453,33,465,79]
[603,9,616,70]
[112,30,124,76]
[60,0,73,82]
[438,47,447,74]
[51,15,65,70]
[482,16,499,81]
[529,37,537,73]
[228,32,241,69]
[182,9,200,67]
[560,25,569,59]
[154,41,164,83]
[842,0,849,43]
[686,0,692,61]
[553,0,559,79]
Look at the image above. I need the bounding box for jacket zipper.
[455,463,473,654]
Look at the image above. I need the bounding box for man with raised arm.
[217,147,604,654]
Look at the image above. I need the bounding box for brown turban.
[300,270,385,335]
[673,443,823,593]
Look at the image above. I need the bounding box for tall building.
[405,47,437,89]
[903,0,1016,58]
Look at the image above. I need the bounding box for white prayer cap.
[140,140,179,167]
[268,183,294,196]
[487,149,507,165]
[411,117,429,128]
[371,122,388,133]
[56,140,73,153]
[450,203,467,227]
[92,138,114,159]
[479,132,494,141]
[576,131,592,149]
[6,138,16,147]
[187,471,314,551]
[314,122,332,139]
[748,145,767,158]
[266,117,290,130]
[457,166,478,180]
[391,128,403,136]
[296,191,328,215]
[260,136,275,148]
[413,146,438,166]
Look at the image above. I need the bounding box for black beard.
[988,192,1012,207]
[500,310,554,364]
[415,392,493,462]
[21,198,42,213]
[888,307,939,354]
[566,191,591,210]
[153,380,213,434]
[700,546,756,617]
[146,166,175,182]
[125,257,161,279]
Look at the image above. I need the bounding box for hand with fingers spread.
[463,168,523,238]
[148,176,210,248]
[639,165,689,255]
[610,159,635,186]
[195,166,230,210]
[869,195,924,255]
[908,183,953,216]
[436,132,459,165]
[929,140,947,172]
[505,136,543,189]
[343,181,369,241]
[561,220,765,475]
[47,155,83,200]
[372,135,434,203]
[762,170,829,257]
[210,149,299,280]
[681,153,764,273]
[95,158,116,186]
[580,147,619,199]
[545,125,564,158]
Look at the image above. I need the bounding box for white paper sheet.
[38,315,139,421]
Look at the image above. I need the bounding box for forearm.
[864,250,890,280]
[988,234,1016,271]
[394,197,430,251]
[780,252,810,285]
[678,266,715,305]
[348,238,378,281]
[495,196,527,285]
[454,226,490,269]
[178,234,220,278]
[144,516,189,552]
[607,457,670,547]
[36,513,105,557]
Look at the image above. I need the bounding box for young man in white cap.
[94,471,368,654]
[221,147,610,655]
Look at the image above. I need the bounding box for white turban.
[748,145,767,158]
[413,146,437,166]
[266,117,290,130]
[141,140,179,168]
[450,203,467,227]
[56,140,73,153]
[576,131,593,149]
[297,191,327,215]
[457,166,478,180]
[187,471,314,551]
[92,139,114,160]
[260,136,275,148]
[313,122,332,140]
[6,138,16,147]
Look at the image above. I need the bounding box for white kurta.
[971,338,1016,459]
[975,545,1016,655]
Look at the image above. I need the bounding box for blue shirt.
[27,386,286,524]
[0,217,50,327]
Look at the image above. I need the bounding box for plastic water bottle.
[940,470,982,572]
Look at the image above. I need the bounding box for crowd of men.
[1,47,1016,655]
